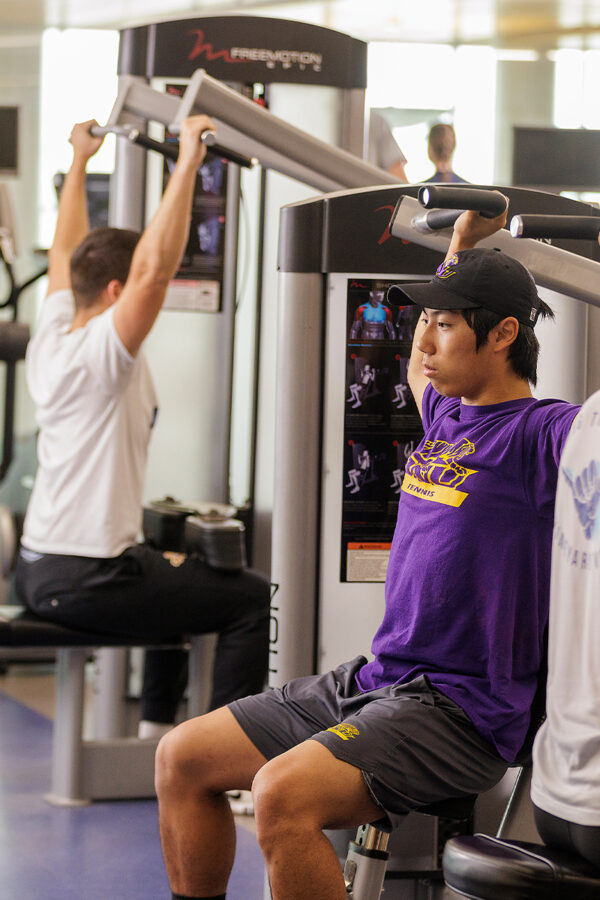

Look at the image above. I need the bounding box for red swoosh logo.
[188,30,244,63]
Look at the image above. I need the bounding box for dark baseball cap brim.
[387,281,481,311]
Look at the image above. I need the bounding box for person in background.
[366,110,408,182]
[15,118,270,744]
[530,249,600,868]
[423,122,466,184]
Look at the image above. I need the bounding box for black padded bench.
[439,755,600,898]
[0,605,214,806]
[442,833,600,898]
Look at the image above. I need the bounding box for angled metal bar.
[102,72,396,193]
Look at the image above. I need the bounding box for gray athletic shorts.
[228,656,508,832]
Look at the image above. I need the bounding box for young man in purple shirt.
[156,204,580,900]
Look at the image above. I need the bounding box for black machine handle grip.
[198,131,256,169]
[510,214,600,241]
[130,131,179,161]
[90,124,255,169]
[418,185,508,219]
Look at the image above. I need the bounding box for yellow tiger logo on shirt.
[402,439,478,507]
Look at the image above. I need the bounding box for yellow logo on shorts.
[327,723,359,741]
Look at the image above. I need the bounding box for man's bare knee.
[252,741,382,856]
[156,706,268,800]
[252,759,298,819]
[252,756,324,857]
[155,717,215,798]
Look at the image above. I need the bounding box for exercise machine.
[0,184,46,611]
[0,184,45,485]
[110,16,388,532]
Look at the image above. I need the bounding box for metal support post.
[108,76,147,231]
[496,767,539,842]
[269,272,324,686]
[187,634,217,719]
[92,648,129,739]
[45,647,90,806]
[344,825,390,900]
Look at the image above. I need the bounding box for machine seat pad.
[0,605,183,648]
[442,833,600,899]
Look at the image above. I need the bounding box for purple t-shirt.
[356,384,579,761]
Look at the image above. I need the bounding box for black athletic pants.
[534,804,600,870]
[15,544,271,722]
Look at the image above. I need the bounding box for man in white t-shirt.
[531,383,600,867]
[366,111,408,182]
[15,118,270,738]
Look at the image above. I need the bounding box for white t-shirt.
[22,290,158,558]
[531,390,600,826]
[366,111,407,171]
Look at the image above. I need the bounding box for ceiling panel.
[1,0,600,47]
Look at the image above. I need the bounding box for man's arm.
[112,115,212,357]
[445,193,508,261]
[46,120,104,297]
[388,159,408,183]
[407,193,509,416]
[407,312,428,419]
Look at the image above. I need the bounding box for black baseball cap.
[387,248,541,327]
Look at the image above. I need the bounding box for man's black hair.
[70,227,141,309]
[460,300,554,386]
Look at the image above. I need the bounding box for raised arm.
[445,192,509,260]
[46,120,104,297]
[407,312,428,419]
[408,192,509,417]
[112,115,212,357]
[388,159,408,183]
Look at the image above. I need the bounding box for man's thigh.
[313,676,508,831]
[228,657,366,760]
[18,545,268,637]
[123,545,270,634]
[231,662,508,833]
[255,740,383,831]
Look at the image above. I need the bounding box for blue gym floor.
[0,678,266,900]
